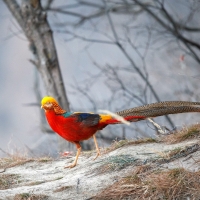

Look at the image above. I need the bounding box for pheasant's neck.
[53,103,66,114]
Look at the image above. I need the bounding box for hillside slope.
[0,127,200,200]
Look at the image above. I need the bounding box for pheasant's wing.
[72,113,101,127]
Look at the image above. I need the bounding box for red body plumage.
[45,110,107,142]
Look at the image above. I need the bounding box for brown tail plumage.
[116,101,200,121]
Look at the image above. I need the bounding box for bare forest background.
[0,0,200,157]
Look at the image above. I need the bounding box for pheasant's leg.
[93,134,101,160]
[64,142,81,168]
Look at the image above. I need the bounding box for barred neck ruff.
[52,102,66,114]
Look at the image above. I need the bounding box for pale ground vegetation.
[0,124,200,200]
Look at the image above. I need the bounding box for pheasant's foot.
[64,145,81,169]
[93,134,101,160]
[93,151,101,160]
[64,162,77,168]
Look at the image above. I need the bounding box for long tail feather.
[116,101,200,121]
[99,111,145,124]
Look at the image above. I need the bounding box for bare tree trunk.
[3,0,70,151]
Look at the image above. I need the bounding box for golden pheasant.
[41,96,200,168]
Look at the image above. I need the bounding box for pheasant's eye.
[45,102,53,108]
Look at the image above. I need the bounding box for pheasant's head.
[41,96,66,114]
[41,96,59,111]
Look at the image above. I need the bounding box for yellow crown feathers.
[41,96,58,106]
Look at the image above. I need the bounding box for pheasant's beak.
[41,105,44,109]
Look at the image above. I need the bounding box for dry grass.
[53,185,73,193]
[164,147,182,158]
[156,143,200,166]
[155,147,183,160]
[93,167,200,200]
[13,193,48,200]
[82,149,96,158]
[105,138,157,153]
[36,157,52,162]
[25,181,46,186]
[163,123,200,143]
[93,154,139,174]
[0,174,21,190]
[53,176,63,181]
[0,156,33,169]
[0,155,52,170]
[25,176,63,187]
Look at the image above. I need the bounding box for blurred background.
[0,0,200,157]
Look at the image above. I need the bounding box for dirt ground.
[0,138,199,200]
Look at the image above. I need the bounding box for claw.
[93,151,101,160]
[64,163,77,168]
